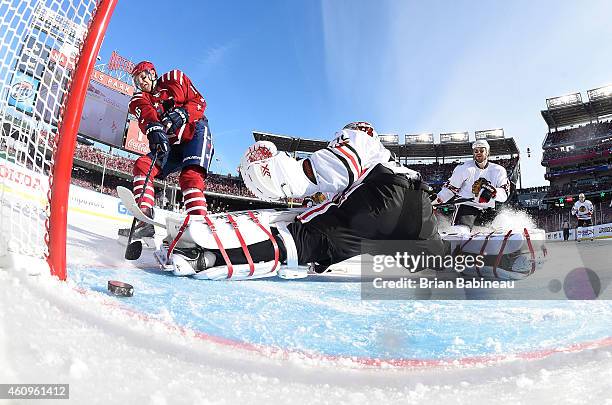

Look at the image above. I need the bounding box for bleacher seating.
[543,121,612,147]
[72,144,256,198]
[409,157,519,186]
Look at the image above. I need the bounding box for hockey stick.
[433,197,475,208]
[124,150,159,260]
[118,186,166,229]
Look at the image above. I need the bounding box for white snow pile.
[1,267,611,405]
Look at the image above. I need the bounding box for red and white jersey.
[436,160,510,209]
[572,200,593,220]
[297,129,417,223]
[129,69,206,145]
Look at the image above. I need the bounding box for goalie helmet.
[343,121,378,138]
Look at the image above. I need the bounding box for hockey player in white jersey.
[432,139,511,234]
[572,193,594,241]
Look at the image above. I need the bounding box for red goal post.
[0,0,117,280]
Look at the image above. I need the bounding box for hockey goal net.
[0,0,116,279]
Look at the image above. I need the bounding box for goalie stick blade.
[125,240,143,260]
[117,235,157,249]
[117,186,166,229]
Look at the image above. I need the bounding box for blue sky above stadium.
[98,0,612,186]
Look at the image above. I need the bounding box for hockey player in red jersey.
[119,61,214,239]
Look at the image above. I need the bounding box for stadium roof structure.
[541,94,612,130]
[253,131,520,159]
[252,131,327,153]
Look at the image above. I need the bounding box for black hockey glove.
[146,122,170,166]
[161,107,189,136]
[477,178,497,203]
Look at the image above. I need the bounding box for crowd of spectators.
[545,176,612,198]
[543,121,612,146]
[74,144,134,174]
[408,157,518,185]
[542,139,612,162]
[546,160,611,178]
[73,144,257,198]
[70,166,131,197]
[518,185,550,194]
[205,173,254,197]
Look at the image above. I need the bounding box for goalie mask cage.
[0,0,116,280]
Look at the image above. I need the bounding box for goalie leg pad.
[442,228,547,280]
[162,211,288,280]
[192,220,308,280]
[159,209,310,280]
[164,209,302,250]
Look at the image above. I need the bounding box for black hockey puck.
[107,280,134,297]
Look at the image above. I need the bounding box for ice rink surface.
[1,207,611,404]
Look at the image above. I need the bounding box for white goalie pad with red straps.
[239,141,317,202]
[157,208,308,280]
[442,228,547,280]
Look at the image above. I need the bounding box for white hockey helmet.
[472,139,490,153]
[579,193,585,201]
[343,121,378,138]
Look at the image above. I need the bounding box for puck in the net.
[107,280,134,297]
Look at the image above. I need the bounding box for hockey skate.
[117,207,156,248]
[154,244,216,276]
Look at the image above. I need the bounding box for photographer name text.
[372,277,515,289]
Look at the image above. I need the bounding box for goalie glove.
[473,177,497,203]
[161,107,188,136]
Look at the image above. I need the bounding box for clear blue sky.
[98,0,612,186]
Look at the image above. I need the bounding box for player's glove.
[161,107,189,136]
[476,178,497,203]
[146,122,170,166]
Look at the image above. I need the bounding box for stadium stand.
[67,143,287,212]
[512,83,612,231]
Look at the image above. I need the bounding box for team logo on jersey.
[579,206,586,212]
[471,178,485,196]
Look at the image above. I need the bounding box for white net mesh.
[0,0,98,263]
